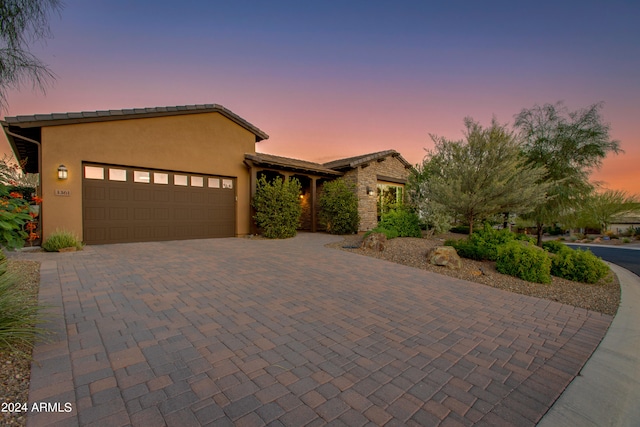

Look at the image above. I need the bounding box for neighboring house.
[2,104,412,245]
[609,212,640,235]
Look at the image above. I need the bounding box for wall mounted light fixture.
[57,164,68,180]
[366,186,375,196]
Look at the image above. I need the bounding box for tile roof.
[323,149,413,170]
[245,153,343,176]
[3,104,269,142]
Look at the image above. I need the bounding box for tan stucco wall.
[41,112,256,241]
[343,156,410,231]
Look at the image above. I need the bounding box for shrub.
[318,179,360,234]
[450,223,516,261]
[42,229,83,252]
[0,256,49,350]
[551,249,609,284]
[416,201,452,233]
[0,184,33,250]
[496,241,552,284]
[377,207,422,238]
[542,240,570,254]
[622,238,631,244]
[366,227,399,240]
[252,176,302,239]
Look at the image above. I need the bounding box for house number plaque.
[54,189,71,197]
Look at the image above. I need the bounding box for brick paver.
[14,233,611,426]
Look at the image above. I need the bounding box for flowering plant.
[0,185,34,250]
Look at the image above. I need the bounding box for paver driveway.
[21,233,611,426]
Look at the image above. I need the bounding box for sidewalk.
[538,263,640,426]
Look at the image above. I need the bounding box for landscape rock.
[362,233,387,251]
[427,246,462,270]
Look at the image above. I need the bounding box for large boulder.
[427,246,462,270]
[362,232,387,251]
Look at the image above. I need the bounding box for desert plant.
[41,229,83,252]
[0,257,49,350]
[365,227,399,240]
[318,179,359,234]
[551,249,609,284]
[496,241,552,284]
[622,238,631,244]
[252,175,302,239]
[377,206,422,238]
[450,223,516,261]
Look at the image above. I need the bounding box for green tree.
[319,178,359,234]
[252,175,302,239]
[413,117,548,234]
[0,0,62,110]
[514,102,622,244]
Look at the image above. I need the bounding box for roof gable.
[323,149,413,170]
[245,153,342,177]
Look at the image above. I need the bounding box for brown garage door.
[82,163,236,244]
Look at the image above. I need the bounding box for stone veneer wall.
[342,156,410,231]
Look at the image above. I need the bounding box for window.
[109,168,127,181]
[134,171,150,183]
[174,175,188,186]
[377,183,404,217]
[208,178,220,188]
[222,179,233,189]
[84,166,104,180]
[153,172,168,184]
[191,176,204,187]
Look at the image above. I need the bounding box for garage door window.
[109,168,127,181]
[223,179,233,189]
[84,166,104,180]
[153,172,168,184]
[191,176,204,187]
[174,175,188,186]
[134,171,150,183]
[208,178,220,188]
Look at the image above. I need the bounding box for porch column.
[249,166,259,235]
[311,177,317,232]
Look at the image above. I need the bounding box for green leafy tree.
[413,117,548,234]
[0,0,62,110]
[252,175,302,239]
[514,102,622,245]
[319,178,359,234]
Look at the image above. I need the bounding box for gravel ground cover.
[327,233,620,316]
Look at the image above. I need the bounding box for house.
[2,104,412,245]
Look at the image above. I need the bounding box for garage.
[82,163,236,244]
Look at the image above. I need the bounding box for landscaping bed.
[328,232,620,316]
[0,260,41,427]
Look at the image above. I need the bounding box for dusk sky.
[2,0,639,193]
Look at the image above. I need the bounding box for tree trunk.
[536,223,544,246]
[503,212,509,230]
[468,216,474,234]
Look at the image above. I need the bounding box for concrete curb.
[537,263,640,426]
